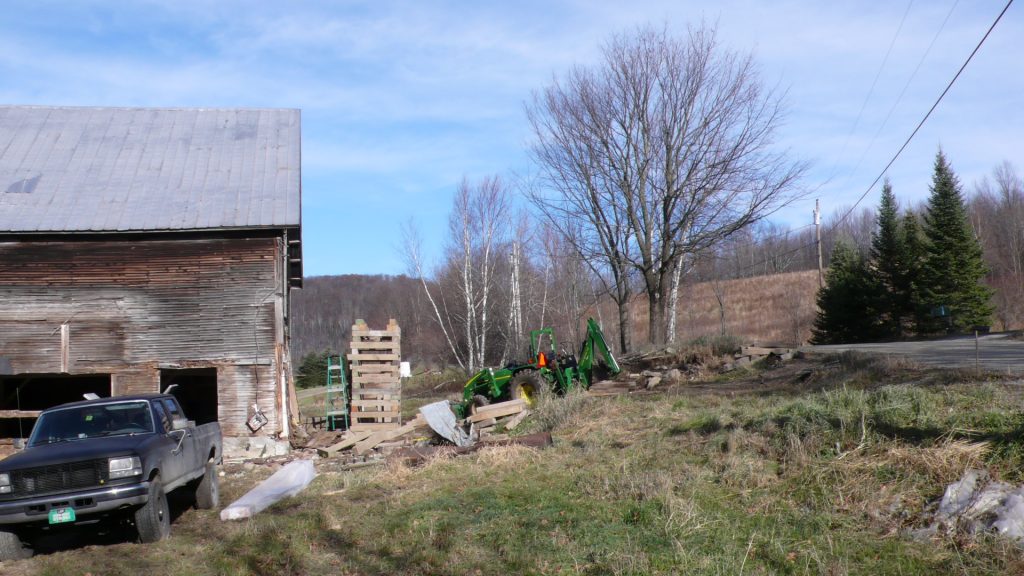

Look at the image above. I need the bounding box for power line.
[695,0,1012,281]
[826,0,1013,236]
[825,0,915,184]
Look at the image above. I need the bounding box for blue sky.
[1,1,1020,276]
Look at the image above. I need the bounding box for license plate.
[48,507,76,524]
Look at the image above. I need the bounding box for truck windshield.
[28,401,154,447]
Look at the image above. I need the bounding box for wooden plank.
[350,422,403,432]
[739,346,790,357]
[468,399,526,423]
[348,353,400,362]
[351,365,401,375]
[317,430,374,457]
[352,409,402,418]
[351,399,401,408]
[472,417,497,429]
[0,410,41,418]
[354,416,425,454]
[504,409,531,431]
[352,373,401,384]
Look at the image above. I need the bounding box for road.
[805,333,1024,373]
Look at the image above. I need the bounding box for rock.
[663,368,682,385]
[641,370,660,378]
[645,375,662,390]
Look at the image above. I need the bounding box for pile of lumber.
[349,319,402,432]
[466,399,530,437]
[313,398,533,462]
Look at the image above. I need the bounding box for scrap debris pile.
[298,398,546,469]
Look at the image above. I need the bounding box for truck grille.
[11,460,109,496]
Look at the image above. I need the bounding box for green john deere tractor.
[455,317,620,418]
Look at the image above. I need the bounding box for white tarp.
[220,459,317,521]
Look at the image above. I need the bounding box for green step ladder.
[324,355,349,431]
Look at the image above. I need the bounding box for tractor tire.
[509,371,544,406]
[134,478,171,543]
[194,460,220,510]
[0,529,29,561]
[469,395,491,415]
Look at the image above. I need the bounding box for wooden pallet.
[349,318,402,432]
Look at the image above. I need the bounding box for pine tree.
[900,211,928,333]
[812,241,882,344]
[918,151,994,333]
[869,179,906,338]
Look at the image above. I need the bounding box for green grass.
[20,356,1024,575]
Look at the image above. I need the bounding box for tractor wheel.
[469,395,491,415]
[509,372,544,406]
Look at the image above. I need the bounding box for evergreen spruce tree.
[900,211,928,333]
[869,179,906,338]
[812,241,883,344]
[918,151,994,333]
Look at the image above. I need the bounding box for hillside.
[673,269,819,345]
[289,270,822,365]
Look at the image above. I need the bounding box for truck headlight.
[0,473,10,494]
[108,456,142,479]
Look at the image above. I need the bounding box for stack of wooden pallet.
[348,319,402,432]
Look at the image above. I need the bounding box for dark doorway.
[0,374,112,438]
[160,368,218,425]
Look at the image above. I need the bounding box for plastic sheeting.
[419,400,471,447]
[220,459,317,521]
[929,469,1024,543]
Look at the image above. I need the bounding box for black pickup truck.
[0,394,222,559]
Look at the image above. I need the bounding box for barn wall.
[0,236,287,437]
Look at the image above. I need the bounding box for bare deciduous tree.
[527,23,805,347]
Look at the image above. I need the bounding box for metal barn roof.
[0,106,301,233]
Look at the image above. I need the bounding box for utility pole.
[815,199,823,289]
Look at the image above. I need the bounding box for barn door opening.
[0,374,112,440]
[160,368,218,425]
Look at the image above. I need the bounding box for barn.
[0,105,302,447]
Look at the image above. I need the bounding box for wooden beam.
[0,410,41,418]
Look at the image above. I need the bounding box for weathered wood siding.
[0,237,286,436]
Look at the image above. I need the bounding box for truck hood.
[0,434,154,471]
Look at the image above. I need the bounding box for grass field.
[9,353,1024,575]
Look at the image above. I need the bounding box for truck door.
[162,398,202,477]
[152,400,186,486]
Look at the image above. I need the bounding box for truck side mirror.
[171,418,190,431]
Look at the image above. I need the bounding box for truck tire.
[194,460,220,510]
[509,372,544,406]
[134,478,171,543]
[0,529,29,561]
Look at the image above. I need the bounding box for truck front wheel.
[134,478,171,543]
[195,461,220,509]
[0,529,30,561]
